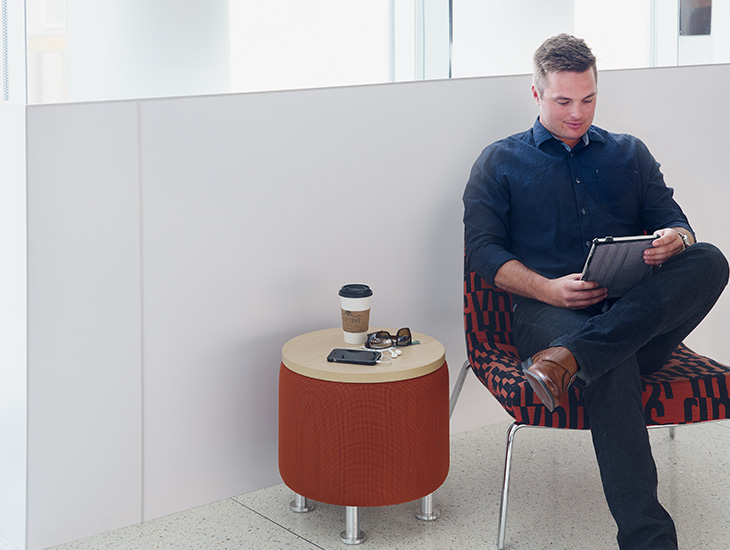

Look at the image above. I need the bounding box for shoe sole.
[521,357,557,412]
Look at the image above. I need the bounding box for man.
[463,34,728,549]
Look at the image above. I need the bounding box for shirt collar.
[532,117,605,151]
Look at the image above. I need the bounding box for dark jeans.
[513,243,729,550]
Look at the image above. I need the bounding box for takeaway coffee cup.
[339,284,373,344]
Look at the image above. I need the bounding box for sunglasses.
[365,328,412,349]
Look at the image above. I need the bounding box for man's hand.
[643,228,692,266]
[494,260,607,310]
[544,273,607,309]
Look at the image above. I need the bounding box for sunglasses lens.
[396,328,412,346]
[367,331,393,349]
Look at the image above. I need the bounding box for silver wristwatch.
[678,232,691,251]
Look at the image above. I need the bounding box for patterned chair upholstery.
[451,260,730,549]
[463,268,730,428]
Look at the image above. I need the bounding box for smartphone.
[326,348,382,366]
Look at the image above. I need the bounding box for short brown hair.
[533,34,597,97]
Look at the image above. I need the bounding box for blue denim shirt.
[463,118,693,292]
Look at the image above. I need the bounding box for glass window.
[453,0,730,74]
[230,1,397,93]
[21,0,730,105]
[26,0,66,103]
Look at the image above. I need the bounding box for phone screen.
[326,348,381,365]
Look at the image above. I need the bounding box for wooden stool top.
[281,328,445,383]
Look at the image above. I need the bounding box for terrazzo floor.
[34,419,730,550]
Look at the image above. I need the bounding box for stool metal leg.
[290,493,315,513]
[415,492,441,520]
[340,506,366,545]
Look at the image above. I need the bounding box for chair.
[450,261,730,550]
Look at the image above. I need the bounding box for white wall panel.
[25,102,143,549]
[0,103,28,550]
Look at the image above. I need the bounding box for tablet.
[580,234,658,298]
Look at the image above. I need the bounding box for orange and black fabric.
[464,266,730,429]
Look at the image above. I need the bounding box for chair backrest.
[464,259,730,428]
[464,263,589,428]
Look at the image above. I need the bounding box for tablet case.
[580,234,658,298]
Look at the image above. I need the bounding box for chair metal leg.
[449,360,472,418]
[648,423,679,439]
[340,506,366,545]
[498,422,525,550]
[415,492,441,520]
[492,422,680,550]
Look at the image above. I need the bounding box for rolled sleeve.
[463,147,518,285]
[636,139,695,238]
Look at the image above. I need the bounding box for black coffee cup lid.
[339,284,373,298]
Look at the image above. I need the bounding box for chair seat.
[464,271,730,429]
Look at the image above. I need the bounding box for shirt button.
[581,208,587,215]
[576,178,581,184]
[586,241,591,247]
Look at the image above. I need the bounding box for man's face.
[533,69,597,148]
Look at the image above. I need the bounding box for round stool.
[279,328,450,543]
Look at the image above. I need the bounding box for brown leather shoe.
[521,347,579,412]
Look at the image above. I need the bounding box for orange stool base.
[279,362,450,507]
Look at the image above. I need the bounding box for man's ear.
[531,85,541,106]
